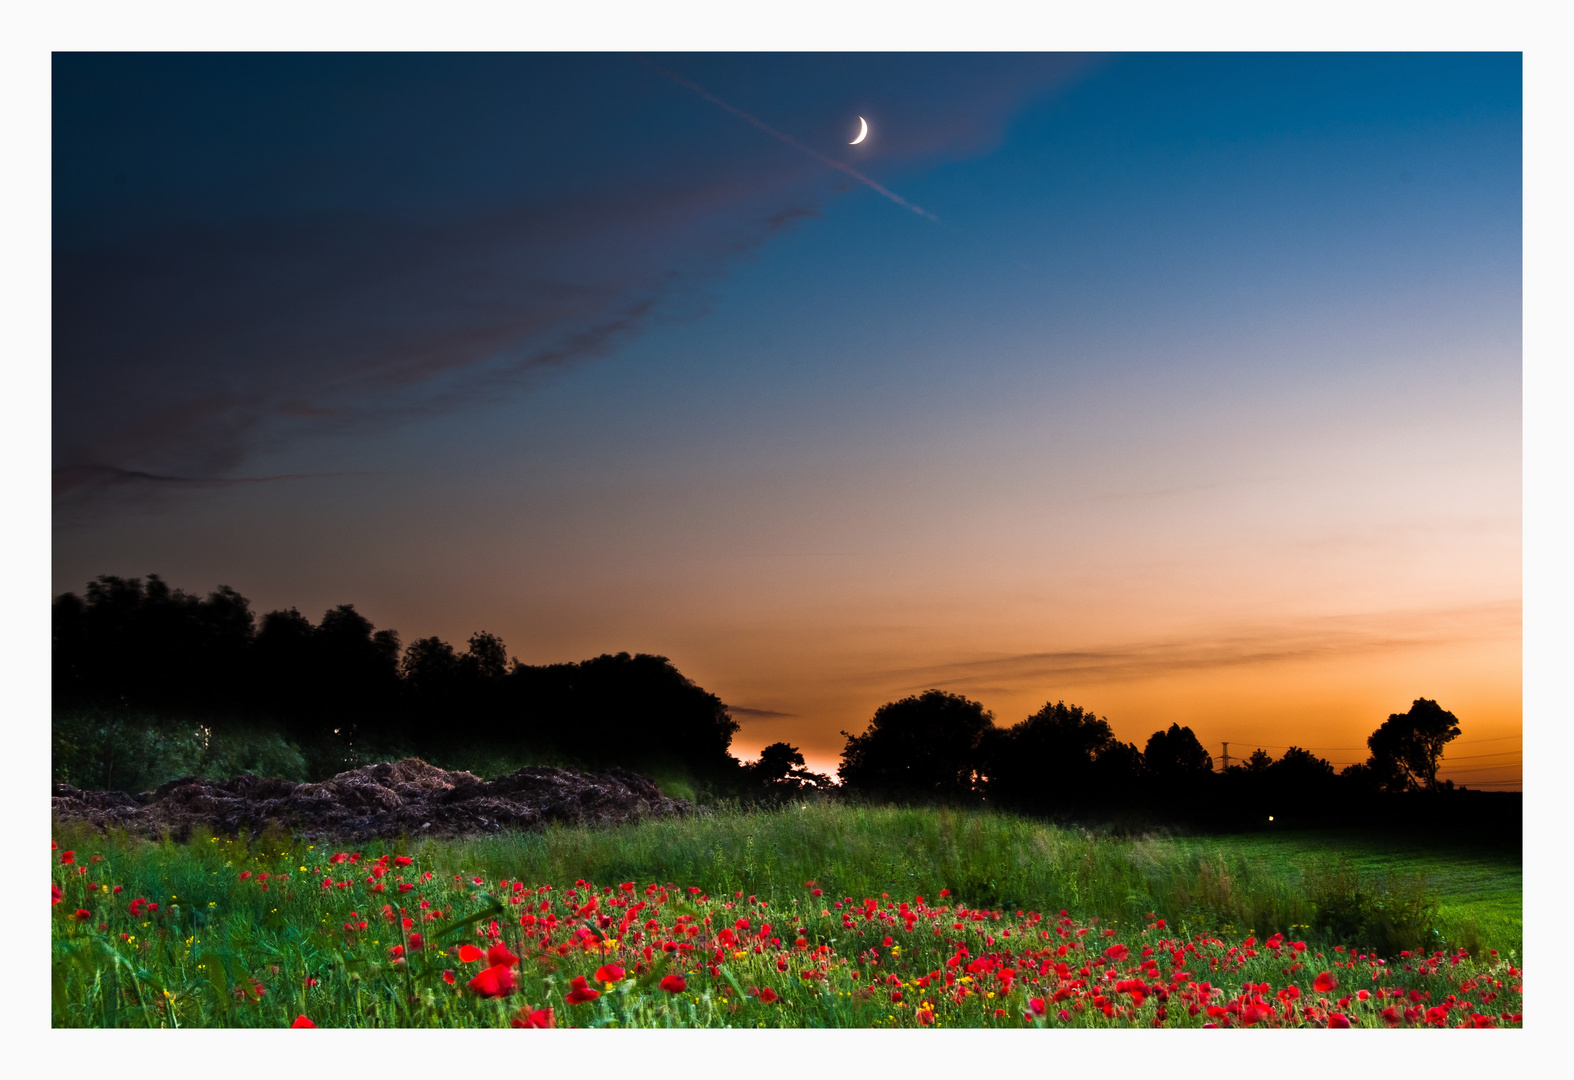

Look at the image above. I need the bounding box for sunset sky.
[52,52,1522,786]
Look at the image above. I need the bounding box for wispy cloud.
[53,54,1094,516]
[879,602,1521,693]
[53,180,815,511]
[727,706,796,722]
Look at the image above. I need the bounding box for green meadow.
[51,801,1521,1028]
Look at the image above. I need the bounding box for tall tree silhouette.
[1364,698,1462,792]
[984,700,1139,811]
[838,690,994,798]
[1143,724,1213,781]
[52,574,254,711]
[746,742,832,791]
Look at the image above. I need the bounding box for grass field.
[50,803,1522,1028]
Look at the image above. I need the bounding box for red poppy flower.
[290,1015,317,1028]
[1103,944,1130,962]
[1327,1013,1351,1029]
[1313,971,1338,993]
[511,1006,556,1028]
[595,963,626,983]
[1027,997,1047,1016]
[758,987,779,1003]
[443,970,456,985]
[487,942,521,968]
[565,975,600,1004]
[73,908,92,922]
[457,944,485,963]
[61,851,75,865]
[468,963,518,998]
[394,856,414,867]
[408,933,424,951]
[52,884,62,906]
[660,974,687,994]
[917,1008,935,1026]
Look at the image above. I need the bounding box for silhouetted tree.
[462,632,510,680]
[401,635,460,688]
[253,607,318,733]
[745,742,833,792]
[52,574,254,711]
[1270,746,1336,783]
[54,575,751,782]
[1363,698,1462,792]
[1261,746,1338,811]
[1143,724,1214,785]
[838,690,994,799]
[985,700,1135,812]
[503,652,740,776]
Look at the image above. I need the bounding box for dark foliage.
[743,742,834,793]
[53,576,740,782]
[982,700,1142,813]
[1362,698,1463,792]
[837,690,994,799]
[836,685,1500,836]
[55,575,1507,837]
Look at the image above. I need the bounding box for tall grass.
[423,802,1472,956]
[56,801,1513,958]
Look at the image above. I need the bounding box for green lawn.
[1167,829,1521,956]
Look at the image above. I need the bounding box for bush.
[53,711,311,790]
[1303,858,1443,956]
[52,709,207,792]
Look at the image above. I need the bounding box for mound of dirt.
[51,758,694,841]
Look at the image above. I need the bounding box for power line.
[1221,735,1520,751]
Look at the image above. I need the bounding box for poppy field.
[50,811,1522,1029]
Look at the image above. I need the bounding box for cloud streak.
[727,706,796,721]
[878,601,1521,693]
[53,179,815,511]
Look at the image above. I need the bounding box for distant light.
[1268,816,1274,822]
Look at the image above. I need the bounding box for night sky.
[52,53,1522,784]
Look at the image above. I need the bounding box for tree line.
[824,688,1477,827]
[53,575,740,779]
[54,575,1497,829]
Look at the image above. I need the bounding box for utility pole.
[1220,742,1231,772]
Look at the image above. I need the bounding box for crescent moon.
[850,116,868,145]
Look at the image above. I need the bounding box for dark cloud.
[54,179,806,509]
[727,707,796,721]
[53,54,1095,514]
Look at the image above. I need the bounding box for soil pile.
[51,758,693,841]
